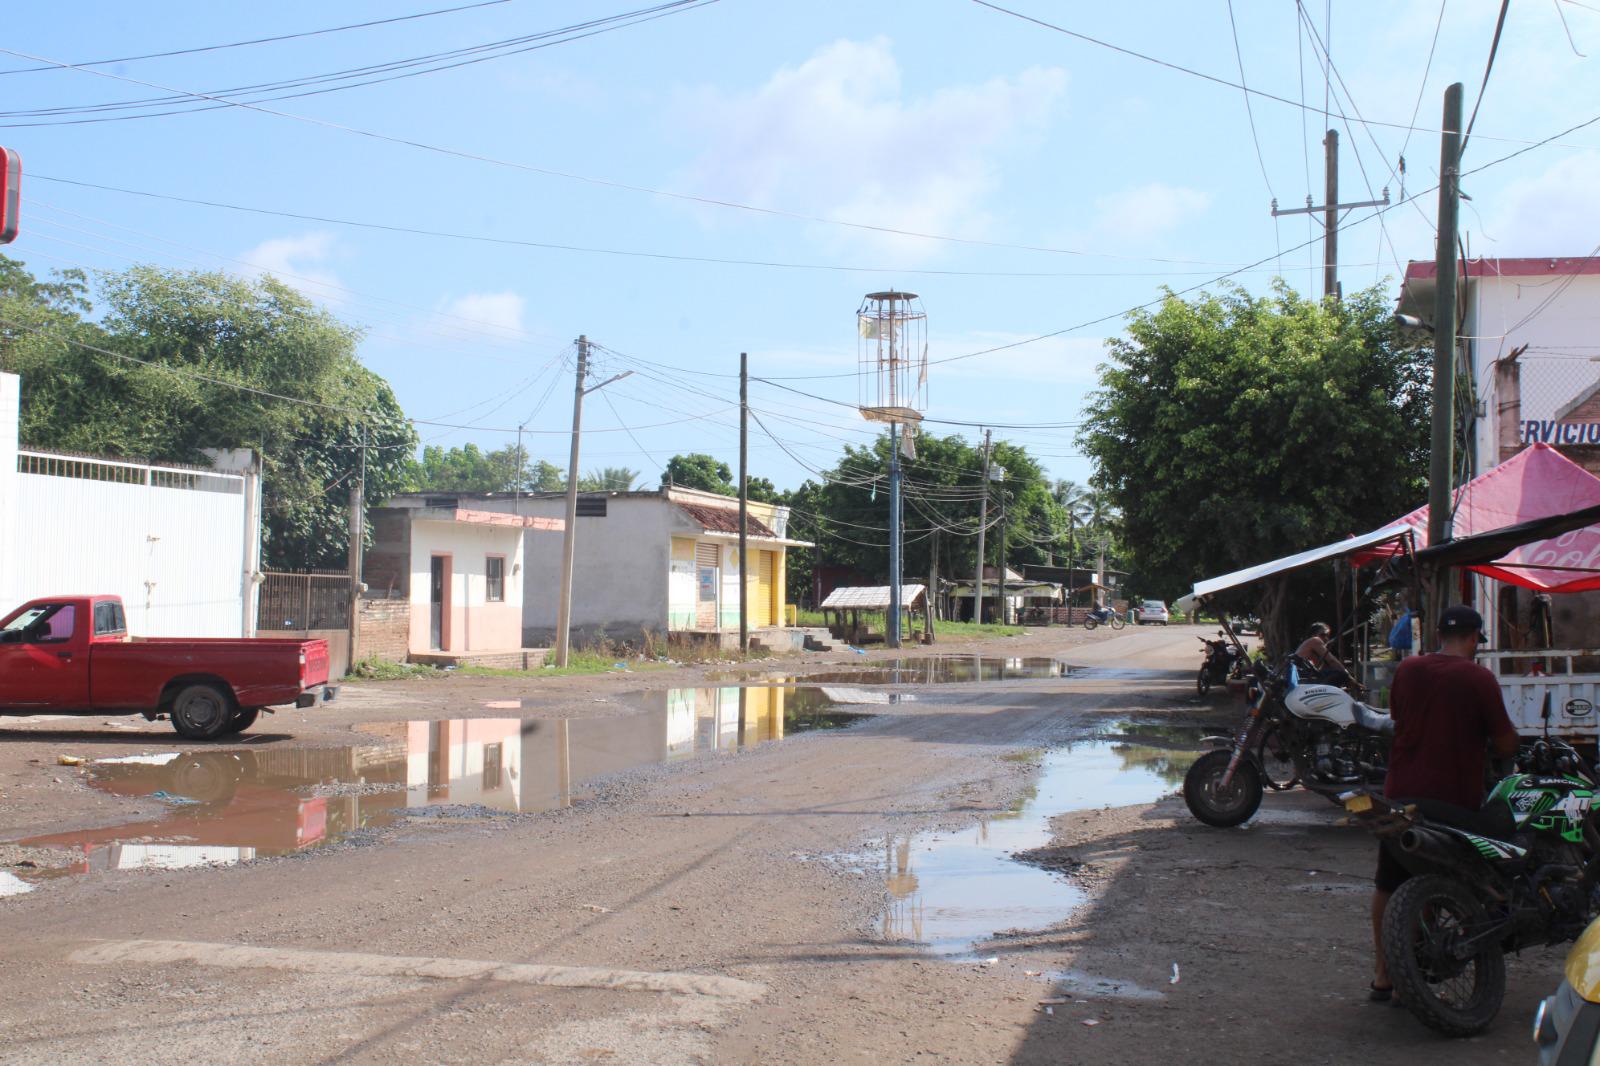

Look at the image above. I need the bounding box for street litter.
[1039,998,1070,1005]
[582,904,611,913]
[56,755,85,766]
[150,790,201,806]
[979,957,999,966]
[1170,963,1180,984]
[1081,1019,1100,1028]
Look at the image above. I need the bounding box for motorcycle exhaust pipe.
[1398,825,1473,872]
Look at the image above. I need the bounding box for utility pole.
[554,337,588,668]
[888,420,903,648]
[997,484,1008,627]
[974,429,992,624]
[1271,128,1389,302]
[1427,83,1465,632]
[346,425,367,667]
[738,352,749,653]
[553,336,630,668]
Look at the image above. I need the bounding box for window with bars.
[486,556,505,602]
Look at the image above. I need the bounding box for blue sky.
[5,0,1600,492]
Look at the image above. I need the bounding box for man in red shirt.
[1368,604,1519,1001]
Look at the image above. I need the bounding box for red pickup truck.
[0,595,336,740]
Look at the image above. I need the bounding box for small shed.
[820,584,929,645]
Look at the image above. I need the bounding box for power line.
[1460,0,1512,159]
[30,174,1266,277]
[1225,0,1275,200]
[0,41,1455,262]
[0,2,718,122]
[0,0,516,75]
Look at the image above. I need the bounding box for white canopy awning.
[1191,523,1414,602]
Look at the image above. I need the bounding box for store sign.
[1523,421,1600,445]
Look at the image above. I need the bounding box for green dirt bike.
[1346,731,1600,1037]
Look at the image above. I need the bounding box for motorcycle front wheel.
[1382,874,1506,1037]
[1196,667,1212,697]
[1182,749,1263,827]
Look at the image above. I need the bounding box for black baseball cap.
[1438,605,1487,642]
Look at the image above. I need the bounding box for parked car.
[1134,600,1170,625]
[1534,913,1600,1064]
[0,595,335,740]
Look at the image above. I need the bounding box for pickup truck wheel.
[220,708,261,735]
[169,683,236,740]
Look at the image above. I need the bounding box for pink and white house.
[363,494,562,665]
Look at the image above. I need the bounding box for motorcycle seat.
[1350,701,1393,735]
[1397,795,1517,841]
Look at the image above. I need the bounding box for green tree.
[663,452,735,495]
[0,259,417,569]
[1079,281,1430,649]
[408,445,566,493]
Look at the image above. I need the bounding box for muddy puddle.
[6,685,867,880]
[865,724,1205,959]
[715,655,1073,686]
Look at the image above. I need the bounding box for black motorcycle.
[1348,734,1600,1037]
[1196,633,1248,697]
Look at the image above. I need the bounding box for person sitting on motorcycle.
[1368,604,1519,1003]
[1294,623,1352,686]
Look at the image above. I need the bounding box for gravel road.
[0,625,1560,1063]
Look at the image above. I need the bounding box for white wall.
[475,494,675,644]
[0,374,16,614]
[1470,274,1600,469]
[0,371,256,637]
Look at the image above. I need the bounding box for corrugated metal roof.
[676,502,776,538]
[820,584,928,609]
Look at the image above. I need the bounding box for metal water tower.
[857,291,927,647]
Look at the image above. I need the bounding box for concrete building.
[364,495,562,664]
[469,485,810,648]
[1400,257,1600,646]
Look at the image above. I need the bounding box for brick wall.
[357,596,411,663]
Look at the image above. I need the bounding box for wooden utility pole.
[738,351,749,653]
[974,429,992,623]
[1426,83,1465,639]
[346,425,366,666]
[997,485,1008,626]
[1270,128,1388,302]
[554,336,588,668]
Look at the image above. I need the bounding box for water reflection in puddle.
[9,686,867,879]
[713,655,1073,686]
[867,735,1203,959]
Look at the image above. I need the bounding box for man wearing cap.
[1368,604,1520,1002]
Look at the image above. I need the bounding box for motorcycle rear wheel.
[1083,616,1099,631]
[1182,749,1263,827]
[1109,615,1126,630]
[1382,874,1506,1037]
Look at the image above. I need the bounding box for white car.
[1135,600,1170,625]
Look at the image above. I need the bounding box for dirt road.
[0,625,1562,1063]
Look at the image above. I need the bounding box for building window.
[486,555,505,602]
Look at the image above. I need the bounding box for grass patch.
[1000,748,1043,764]
[347,657,444,681]
[455,652,677,679]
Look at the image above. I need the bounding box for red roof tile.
[676,502,775,538]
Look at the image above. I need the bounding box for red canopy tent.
[1354,444,1600,593]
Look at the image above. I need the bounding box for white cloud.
[436,290,528,342]
[239,231,342,300]
[676,38,1067,257]
[1091,183,1210,242]
[1483,152,1600,257]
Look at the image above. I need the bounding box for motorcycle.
[1196,633,1249,697]
[1346,731,1600,1037]
[1183,658,1392,827]
[1083,605,1125,631]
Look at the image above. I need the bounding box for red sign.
[0,148,18,244]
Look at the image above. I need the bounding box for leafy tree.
[663,452,735,495]
[1079,282,1430,650]
[747,475,782,503]
[408,445,565,493]
[0,259,417,570]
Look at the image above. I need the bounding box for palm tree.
[1053,480,1092,570]
[580,467,640,492]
